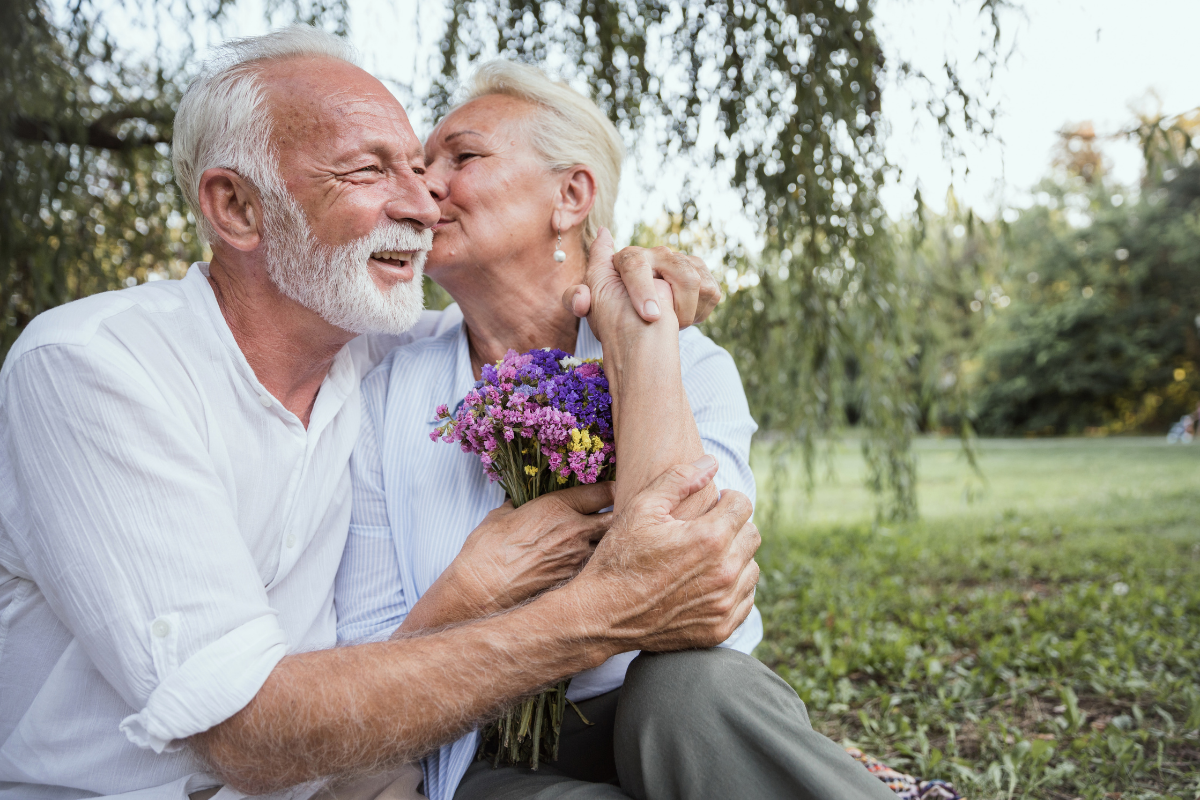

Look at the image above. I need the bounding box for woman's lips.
[431,218,455,231]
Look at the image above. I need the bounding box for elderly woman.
[335,62,894,800]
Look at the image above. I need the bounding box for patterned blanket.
[846,747,964,799]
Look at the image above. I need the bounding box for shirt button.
[286,534,297,548]
[152,619,171,638]
[259,394,273,408]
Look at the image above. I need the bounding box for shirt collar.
[183,262,357,429]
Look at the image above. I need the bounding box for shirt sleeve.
[0,342,287,753]
[679,330,763,655]
[680,330,759,504]
[335,367,408,643]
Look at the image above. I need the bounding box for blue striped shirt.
[335,305,761,800]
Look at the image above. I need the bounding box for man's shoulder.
[678,326,735,368]
[2,281,192,381]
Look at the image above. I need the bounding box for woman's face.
[422,95,562,290]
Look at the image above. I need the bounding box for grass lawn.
[750,436,1200,799]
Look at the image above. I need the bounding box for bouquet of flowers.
[432,347,616,769]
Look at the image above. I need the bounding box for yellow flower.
[524,465,540,476]
[556,475,568,485]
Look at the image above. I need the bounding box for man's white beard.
[262,193,432,336]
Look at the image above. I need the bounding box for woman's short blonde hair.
[457,60,625,250]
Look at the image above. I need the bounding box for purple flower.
[431,348,616,500]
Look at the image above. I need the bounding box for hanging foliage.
[427,0,1011,518]
[2,0,1012,518]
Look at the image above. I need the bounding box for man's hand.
[401,483,615,631]
[562,229,721,328]
[569,456,761,654]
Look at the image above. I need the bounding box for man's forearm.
[602,309,716,518]
[191,584,613,793]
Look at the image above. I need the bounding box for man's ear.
[556,166,597,232]
[197,168,265,252]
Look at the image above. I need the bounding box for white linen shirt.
[0,264,452,800]
[334,307,762,800]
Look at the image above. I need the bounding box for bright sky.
[108,0,1200,238]
[876,0,1200,215]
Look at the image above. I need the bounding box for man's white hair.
[456,60,626,251]
[172,25,358,245]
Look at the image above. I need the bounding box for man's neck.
[206,254,353,428]
[448,258,583,379]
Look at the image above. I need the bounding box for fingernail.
[691,454,716,471]
[643,299,660,317]
[572,290,583,314]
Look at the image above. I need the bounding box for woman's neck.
[448,256,585,379]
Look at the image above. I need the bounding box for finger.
[586,227,616,280]
[636,455,719,517]
[561,284,592,318]
[613,247,663,322]
[654,251,699,326]
[551,481,616,515]
[733,520,762,564]
[691,256,722,324]
[725,560,761,632]
[652,278,675,323]
[586,512,612,544]
[707,489,754,548]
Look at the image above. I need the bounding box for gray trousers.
[454,648,895,800]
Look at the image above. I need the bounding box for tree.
[2,0,1015,518]
[427,0,1012,518]
[972,168,1200,435]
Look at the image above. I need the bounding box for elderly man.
[0,26,749,799]
[0,26,893,800]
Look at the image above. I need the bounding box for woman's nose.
[422,166,449,201]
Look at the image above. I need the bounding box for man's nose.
[388,172,441,229]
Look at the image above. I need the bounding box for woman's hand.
[397,482,615,632]
[561,229,720,328]
[566,229,677,346]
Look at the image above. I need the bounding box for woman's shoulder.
[360,321,466,414]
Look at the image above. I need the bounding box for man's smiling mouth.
[370,250,415,265]
[369,251,417,281]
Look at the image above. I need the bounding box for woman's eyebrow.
[443,130,483,143]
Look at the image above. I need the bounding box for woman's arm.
[583,230,719,518]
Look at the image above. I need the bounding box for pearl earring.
[553,228,566,263]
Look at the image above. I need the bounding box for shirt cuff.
[717,603,763,655]
[120,614,288,753]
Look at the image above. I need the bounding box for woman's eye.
[456,152,479,164]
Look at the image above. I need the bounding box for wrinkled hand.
[574,456,761,653]
[562,229,721,329]
[445,482,615,616]
[566,229,676,345]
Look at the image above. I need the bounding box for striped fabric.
[334,305,762,800]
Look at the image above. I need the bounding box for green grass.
[751,437,1200,799]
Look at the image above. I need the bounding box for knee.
[623,648,746,707]
[621,648,811,729]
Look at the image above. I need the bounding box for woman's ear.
[198,168,266,252]
[557,166,597,232]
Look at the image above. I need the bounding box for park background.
[2,0,1198,796]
